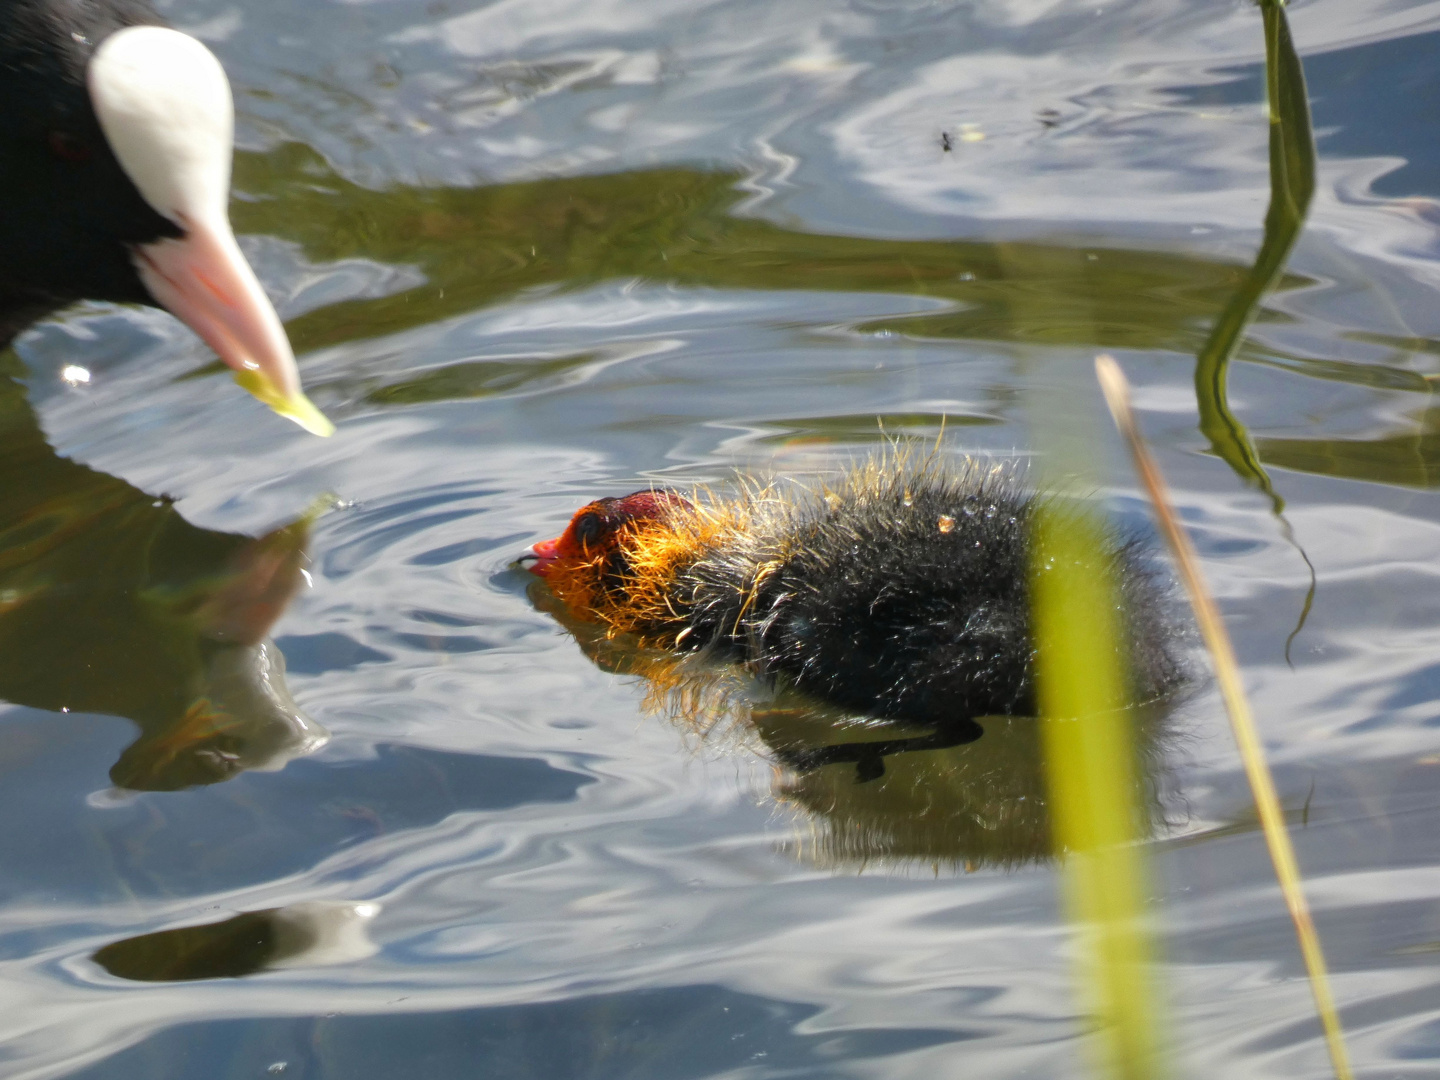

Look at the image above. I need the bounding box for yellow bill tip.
[233,370,336,437]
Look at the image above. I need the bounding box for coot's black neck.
[0,0,172,350]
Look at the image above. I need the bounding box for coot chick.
[523,458,1185,731]
[0,1,330,433]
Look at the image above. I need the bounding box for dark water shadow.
[220,147,1286,410]
[1256,402,1440,487]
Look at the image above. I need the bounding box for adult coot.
[0,0,330,434]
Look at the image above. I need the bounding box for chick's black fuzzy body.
[670,463,1183,729]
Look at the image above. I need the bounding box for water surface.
[6,0,1440,1076]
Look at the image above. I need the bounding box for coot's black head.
[0,0,332,434]
[0,0,173,307]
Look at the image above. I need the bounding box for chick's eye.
[572,513,604,548]
[47,131,92,164]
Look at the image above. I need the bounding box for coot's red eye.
[47,131,92,164]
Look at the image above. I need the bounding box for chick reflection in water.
[523,456,1185,869]
[0,370,325,790]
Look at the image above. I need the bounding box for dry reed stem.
[1095,353,1353,1080]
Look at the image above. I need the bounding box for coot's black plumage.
[0,1,169,332]
[526,458,1186,731]
[0,0,330,432]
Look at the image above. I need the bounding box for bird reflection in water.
[0,365,326,791]
[529,586,1175,871]
[92,901,380,982]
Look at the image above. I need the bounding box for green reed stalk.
[1194,0,1314,502]
[1032,504,1167,1080]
